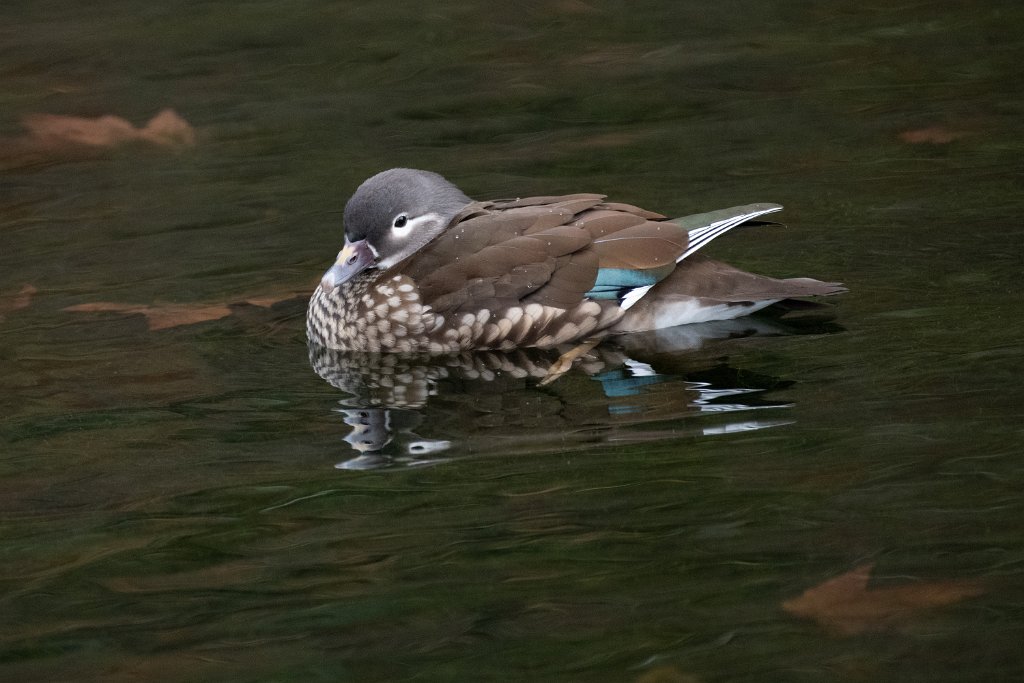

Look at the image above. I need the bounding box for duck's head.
[319,168,471,291]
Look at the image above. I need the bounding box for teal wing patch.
[586,266,672,300]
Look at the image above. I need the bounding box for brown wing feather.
[523,250,599,308]
[402,195,691,315]
[489,193,605,210]
[592,221,687,270]
[402,211,537,282]
[575,209,647,236]
[596,202,666,220]
[575,209,688,270]
[409,206,598,313]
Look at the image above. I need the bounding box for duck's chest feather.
[308,272,435,353]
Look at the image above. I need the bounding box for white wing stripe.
[679,206,783,262]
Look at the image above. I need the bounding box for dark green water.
[2,1,1023,681]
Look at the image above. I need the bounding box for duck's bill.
[320,239,376,291]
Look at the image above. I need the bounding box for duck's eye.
[393,214,408,228]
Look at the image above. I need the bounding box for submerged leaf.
[0,284,37,321]
[65,302,232,330]
[2,109,196,169]
[898,126,968,145]
[783,563,984,636]
[64,291,304,331]
[22,109,196,149]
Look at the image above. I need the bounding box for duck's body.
[307,169,844,353]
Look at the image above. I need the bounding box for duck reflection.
[310,312,840,469]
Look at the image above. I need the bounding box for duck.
[307,168,845,358]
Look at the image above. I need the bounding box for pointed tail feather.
[671,203,784,262]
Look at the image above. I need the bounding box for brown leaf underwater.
[1,109,195,169]
[64,292,304,331]
[65,302,234,330]
[21,109,196,149]
[0,284,37,322]
[897,125,969,145]
[782,563,984,636]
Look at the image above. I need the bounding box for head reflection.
[335,407,450,470]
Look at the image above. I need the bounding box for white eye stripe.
[389,212,442,239]
[377,212,445,269]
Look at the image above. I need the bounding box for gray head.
[320,169,471,291]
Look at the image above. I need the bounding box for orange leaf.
[897,126,968,145]
[64,291,306,331]
[783,563,984,636]
[0,284,37,321]
[20,109,195,150]
[65,302,231,330]
[241,292,304,308]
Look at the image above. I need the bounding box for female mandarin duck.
[308,169,844,358]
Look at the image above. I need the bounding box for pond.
[2,1,1023,681]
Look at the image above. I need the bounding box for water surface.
[2,1,1023,681]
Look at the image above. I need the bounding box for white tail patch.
[650,299,777,329]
